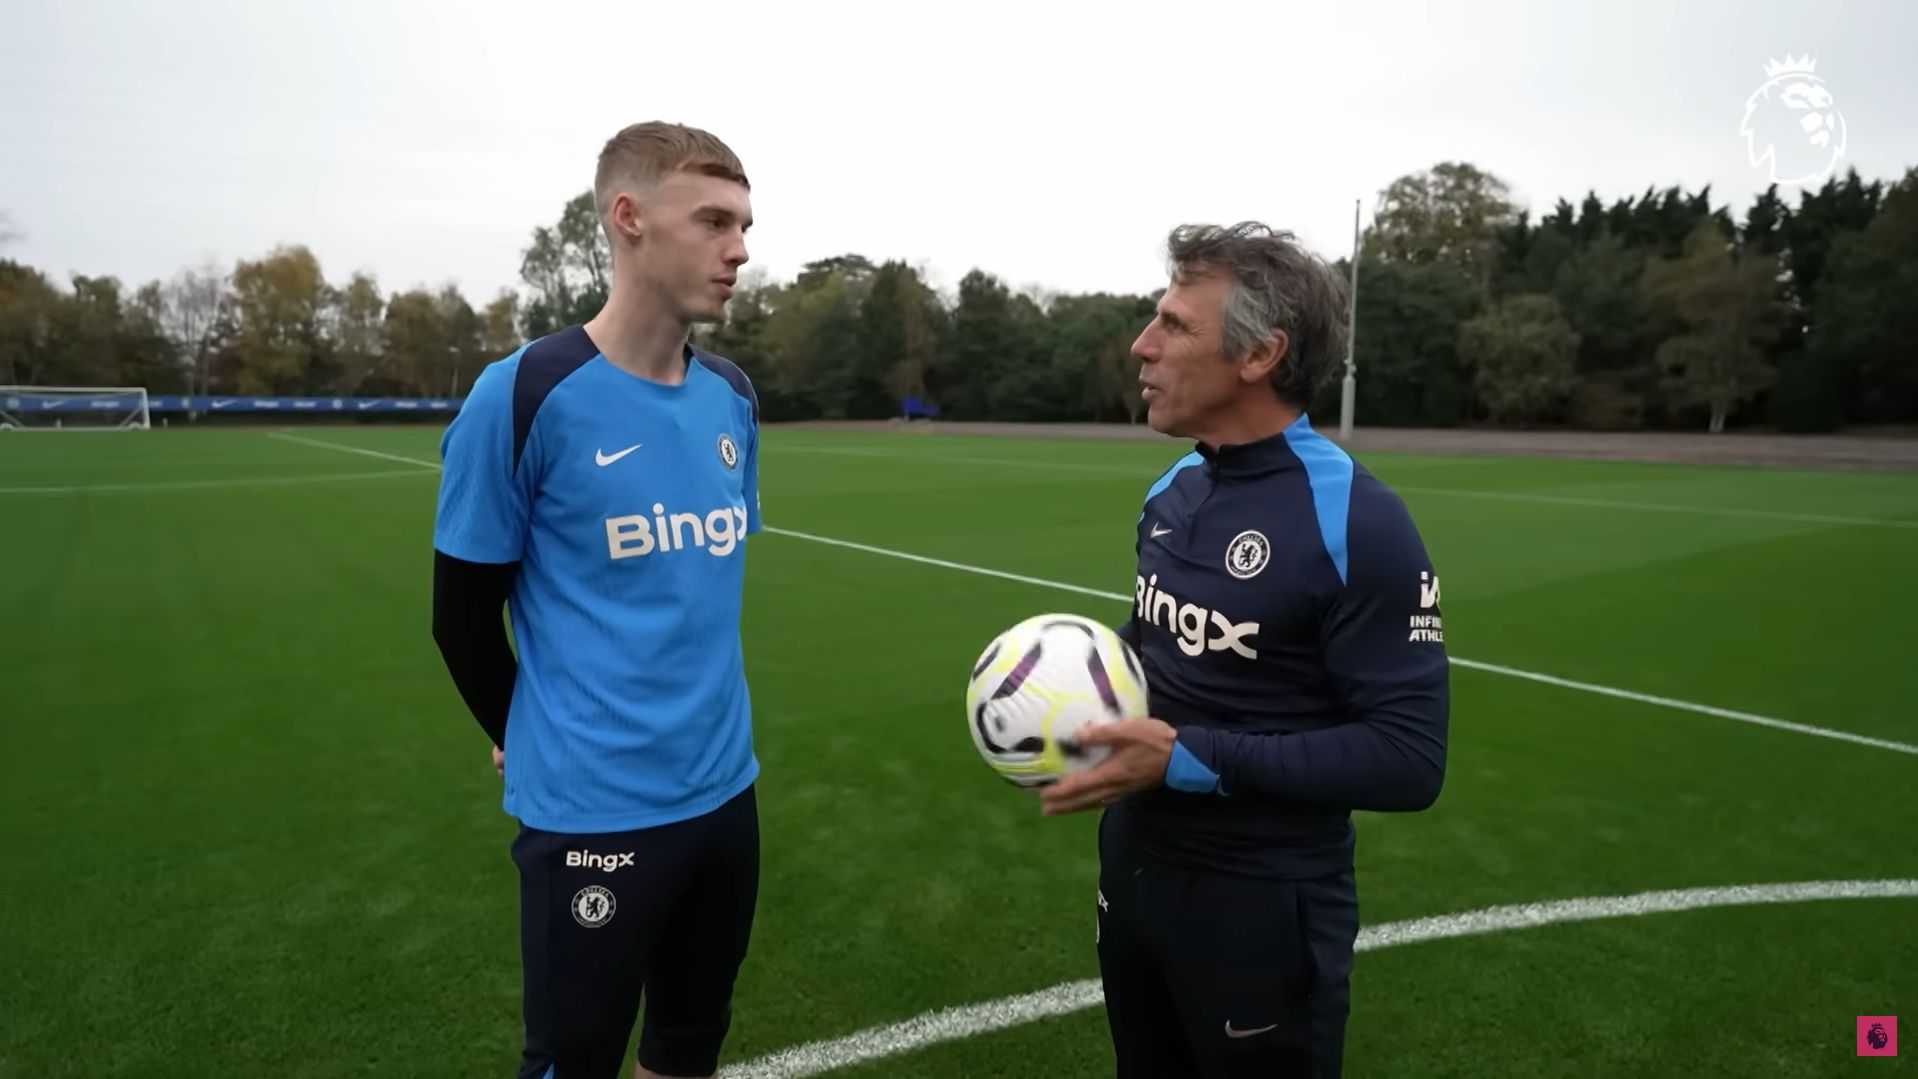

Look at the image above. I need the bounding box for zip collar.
[1194,415,1314,478]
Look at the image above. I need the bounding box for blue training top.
[433,325,762,834]
[1112,415,1449,878]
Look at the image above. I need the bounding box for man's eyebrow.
[696,204,752,228]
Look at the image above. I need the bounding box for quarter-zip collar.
[1193,414,1314,479]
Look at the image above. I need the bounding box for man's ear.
[1239,330,1289,385]
[608,190,644,244]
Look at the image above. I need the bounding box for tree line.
[2,161,1913,432]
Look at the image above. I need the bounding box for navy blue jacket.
[1112,416,1449,878]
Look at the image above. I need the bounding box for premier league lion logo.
[1740,55,1847,187]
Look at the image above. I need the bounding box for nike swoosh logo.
[1150,525,1172,538]
[595,444,642,467]
[1224,1021,1278,1039]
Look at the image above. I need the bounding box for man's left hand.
[1039,718,1177,816]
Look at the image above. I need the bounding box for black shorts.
[511,785,759,1079]
[1094,809,1360,1078]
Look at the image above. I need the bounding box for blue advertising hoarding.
[3,393,465,414]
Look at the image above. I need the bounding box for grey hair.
[1165,222,1351,407]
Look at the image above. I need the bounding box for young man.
[431,121,762,1079]
[1041,222,1450,1077]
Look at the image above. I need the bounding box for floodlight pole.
[1338,198,1361,442]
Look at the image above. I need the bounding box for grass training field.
[3,423,1914,1077]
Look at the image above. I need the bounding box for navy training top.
[1112,415,1449,878]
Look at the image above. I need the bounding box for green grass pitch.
[2,425,1914,1077]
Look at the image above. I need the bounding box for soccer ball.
[965,613,1150,788]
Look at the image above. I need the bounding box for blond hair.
[593,121,750,224]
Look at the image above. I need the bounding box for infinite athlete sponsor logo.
[605,502,750,559]
[1409,571,1444,643]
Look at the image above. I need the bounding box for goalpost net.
[0,386,152,431]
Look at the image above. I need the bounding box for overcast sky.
[4,0,1913,305]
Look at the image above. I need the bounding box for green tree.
[437,285,482,397]
[49,275,129,388]
[1641,222,1786,433]
[1551,234,1652,375]
[859,261,941,417]
[934,270,1050,420]
[520,191,612,336]
[1806,168,1918,423]
[0,261,62,386]
[1456,294,1580,425]
[556,191,610,299]
[119,282,185,392]
[1546,233,1657,424]
[1497,224,1575,300]
[160,262,228,397]
[380,287,477,397]
[1366,162,1518,288]
[228,245,327,395]
[328,272,385,394]
[1783,169,1883,311]
[1349,258,1485,426]
[1742,185,1791,257]
[762,269,862,419]
[479,292,521,360]
[1046,293,1151,423]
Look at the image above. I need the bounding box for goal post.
[0,386,152,431]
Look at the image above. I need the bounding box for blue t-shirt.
[433,325,762,834]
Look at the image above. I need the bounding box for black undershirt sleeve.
[431,550,519,747]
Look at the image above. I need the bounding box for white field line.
[278,433,1918,757]
[0,455,307,472]
[267,431,446,469]
[1393,484,1918,530]
[266,434,1917,1072]
[774,445,1918,530]
[1445,659,1918,756]
[0,468,435,496]
[722,878,1918,1077]
[765,527,1128,603]
[766,526,1918,758]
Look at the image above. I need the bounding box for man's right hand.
[492,745,504,777]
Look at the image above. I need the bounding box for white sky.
[3,0,1914,305]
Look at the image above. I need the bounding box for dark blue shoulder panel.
[691,346,759,424]
[512,326,598,472]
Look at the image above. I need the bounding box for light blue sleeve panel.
[1165,737,1224,794]
[1138,450,1203,523]
[434,354,533,564]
